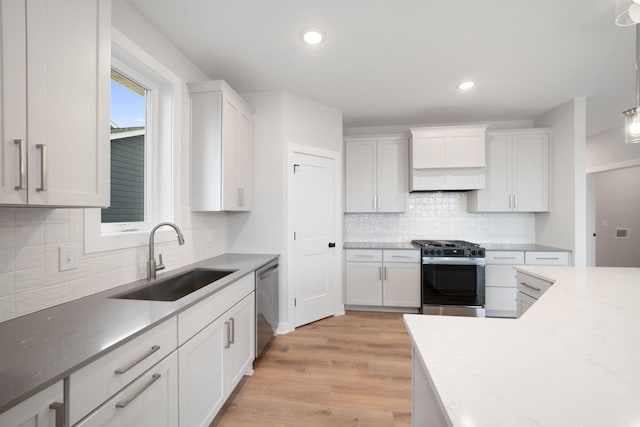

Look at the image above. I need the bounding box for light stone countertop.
[481,243,571,252]
[404,266,640,427]
[0,253,278,414]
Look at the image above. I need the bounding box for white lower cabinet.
[345,249,420,309]
[517,291,536,317]
[178,274,255,427]
[485,249,568,318]
[516,271,554,317]
[0,381,63,427]
[74,352,178,427]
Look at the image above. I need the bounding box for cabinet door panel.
[224,293,255,395]
[485,264,517,288]
[221,98,238,210]
[345,140,376,212]
[517,291,536,317]
[76,352,178,427]
[512,134,548,212]
[0,0,27,204]
[376,139,408,212]
[445,135,485,168]
[345,262,382,305]
[236,110,253,211]
[26,0,109,207]
[485,286,517,315]
[471,135,511,211]
[179,316,226,427]
[0,381,62,427]
[382,263,420,307]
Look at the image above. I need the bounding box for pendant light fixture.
[623,24,640,144]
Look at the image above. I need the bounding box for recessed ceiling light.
[303,30,323,45]
[458,81,475,90]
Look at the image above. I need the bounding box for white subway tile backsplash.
[44,223,69,245]
[0,206,228,322]
[344,193,535,243]
[15,246,44,270]
[15,224,44,247]
[15,289,44,316]
[0,272,15,298]
[15,267,44,293]
[0,295,15,322]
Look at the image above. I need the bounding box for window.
[102,70,148,228]
[84,29,183,253]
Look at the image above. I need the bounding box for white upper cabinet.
[190,80,254,212]
[345,135,408,213]
[468,128,549,212]
[409,125,487,191]
[0,0,110,207]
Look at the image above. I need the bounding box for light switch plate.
[59,246,78,271]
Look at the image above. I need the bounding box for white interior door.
[291,152,336,327]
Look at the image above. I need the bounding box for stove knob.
[429,249,435,255]
[471,250,476,256]
[478,249,484,257]
[437,249,443,256]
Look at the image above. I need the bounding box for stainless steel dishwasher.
[255,259,279,358]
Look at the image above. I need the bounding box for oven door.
[422,257,485,307]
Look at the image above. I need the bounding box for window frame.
[84,29,183,254]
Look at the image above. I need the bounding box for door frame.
[286,144,344,330]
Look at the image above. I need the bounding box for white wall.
[0,0,227,322]
[228,90,343,333]
[587,126,640,172]
[593,166,640,267]
[534,98,587,265]
[345,193,535,243]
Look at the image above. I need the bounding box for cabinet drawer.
[517,272,553,299]
[485,265,517,287]
[485,251,524,265]
[75,351,178,427]
[383,249,420,263]
[178,272,255,345]
[69,317,177,425]
[345,249,382,262]
[525,251,569,265]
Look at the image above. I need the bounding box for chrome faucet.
[147,222,185,280]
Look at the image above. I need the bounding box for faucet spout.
[148,222,185,280]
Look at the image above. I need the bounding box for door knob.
[328,242,336,248]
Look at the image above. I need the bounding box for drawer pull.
[49,402,64,427]
[354,254,374,258]
[14,139,26,190]
[225,321,231,348]
[494,256,516,260]
[114,345,160,374]
[535,257,559,260]
[115,373,161,409]
[519,282,541,292]
[230,317,235,344]
[36,144,47,192]
[391,255,412,258]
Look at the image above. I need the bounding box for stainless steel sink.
[112,269,237,301]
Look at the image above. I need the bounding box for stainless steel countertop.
[343,242,417,250]
[0,253,278,414]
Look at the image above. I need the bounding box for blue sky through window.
[110,79,146,128]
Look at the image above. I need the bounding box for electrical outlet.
[615,228,630,239]
[59,246,78,271]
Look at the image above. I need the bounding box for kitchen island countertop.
[404,266,640,426]
[0,253,278,414]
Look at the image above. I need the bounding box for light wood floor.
[211,311,412,427]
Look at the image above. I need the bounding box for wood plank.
[211,311,412,427]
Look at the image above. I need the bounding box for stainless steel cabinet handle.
[514,194,518,209]
[114,345,160,374]
[49,402,64,427]
[354,254,374,258]
[225,321,231,348]
[519,282,541,292]
[391,255,412,258]
[14,139,26,190]
[115,373,161,409]
[36,144,47,191]
[230,317,235,344]
[377,197,381,209]
[494,256,516,260]
[384,267,387,280]
[378,266,382,280]
[508,194,512,208]
[536,257,559,260]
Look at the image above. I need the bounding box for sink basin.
[113,269,237,301]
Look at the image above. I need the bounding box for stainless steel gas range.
[411,240,486,317]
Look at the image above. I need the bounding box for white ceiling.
[127,0,637,135]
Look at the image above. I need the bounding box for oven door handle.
[422,257,486,266]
